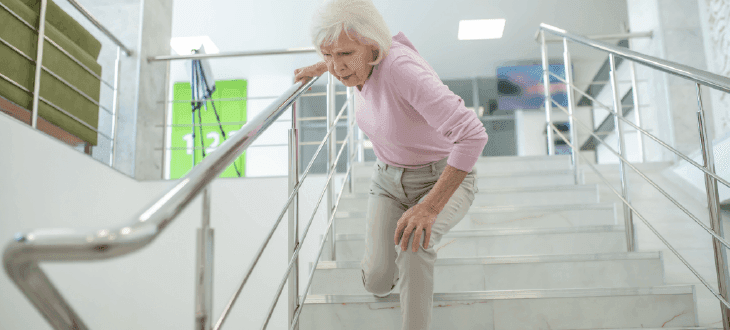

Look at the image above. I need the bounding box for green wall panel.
[170,79,247,179]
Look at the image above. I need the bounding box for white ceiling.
[169,0,630,89]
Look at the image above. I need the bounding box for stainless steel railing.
[2,73,333,329]
[0,0,132,168]
[538,22,730,328]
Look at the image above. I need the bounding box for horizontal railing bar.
[149,47,316,62]
[37,95,113,140]
[160,96,279,104]
[575,79,647,85]
[536,30,654,43]
[299,91,349,97]
[64,0,133,56]
[1,0,132,57]
[0,72,31,93]
[551,102,730,250]
[289,152,354,330]
[41,36,115,89]
[260,125,354,330]
[155,115,513,128]
[0,34,113,91]
[156,144,287,151]
[155,142,356,150]
[300,140,346,146]
[0,72,112,140]
[550,71,730,189]
[3,76,322,330]
[0,1,35,30]
[540,23,730,93]
[38,63,113,116]
[213,89,352,330]
[550,124,730,310]
[159,91,349,103]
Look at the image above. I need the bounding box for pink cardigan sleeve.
[388,54,489,172]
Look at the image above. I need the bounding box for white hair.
[310,0,392,66]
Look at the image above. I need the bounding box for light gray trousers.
[359,156,478,330]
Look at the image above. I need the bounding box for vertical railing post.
[628,55,645,163]
[347,86,355,194]
[195,188,214,330]
[623,22,645,163]
[563,38,579,185]
[111,46,123,168]
[326,73,337,261]
[31,0,49,129]
[696,83,730,329]
[288,100,301,330]
[541,30,555,156]
[608,53,636,252]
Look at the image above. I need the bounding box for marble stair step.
[337,184,600,212]
[307,252,665,295]
[297,285,698,329]
[353,155,573,179]
[352,169,586,193]
[319,225,627,261]
[333,203,617,235]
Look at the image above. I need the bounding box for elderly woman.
[294,0,488,329]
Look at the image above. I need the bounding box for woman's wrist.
[316,61,327,74]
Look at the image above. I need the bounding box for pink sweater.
[355,32,489,173]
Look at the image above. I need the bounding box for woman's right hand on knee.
[294,61,327,89]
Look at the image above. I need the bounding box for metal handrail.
[540,23,730,326]
[549,124,730,310]
[259,121,356,330]
[289,153,354,330]
[550,99,730,250]
[2,76,322,330]
[148,47,316,62]
[64,0,134,56]
[213,87,354,329]
[548,71,730,189]
[539,23,730,93]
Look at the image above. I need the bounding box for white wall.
[592,54,667,165]
[514,106,593,158]
[669,130,730,205]
[0,110,348,330]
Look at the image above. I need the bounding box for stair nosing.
[342,184,597,198]
[302,285,694,304]
[329,225,625,241]
[355,169,582,179]
[335,202,615,218]
[314,251,661,269]
[353,155,573,168]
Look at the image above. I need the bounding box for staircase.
[297,155,706,329]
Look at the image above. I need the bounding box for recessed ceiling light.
[458,19,506,40]
[170,36,220,55]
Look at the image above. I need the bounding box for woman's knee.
[361,268,395,293]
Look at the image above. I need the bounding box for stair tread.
[302,285,694,304]
[314,251,662,269]
[342,183,598,198]
[330,225,625,240]
[355,168,583,179]
[336,202,615,218]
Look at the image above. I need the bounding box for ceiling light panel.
[458,19,506,40]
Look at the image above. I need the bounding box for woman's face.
[320,29,378,90]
